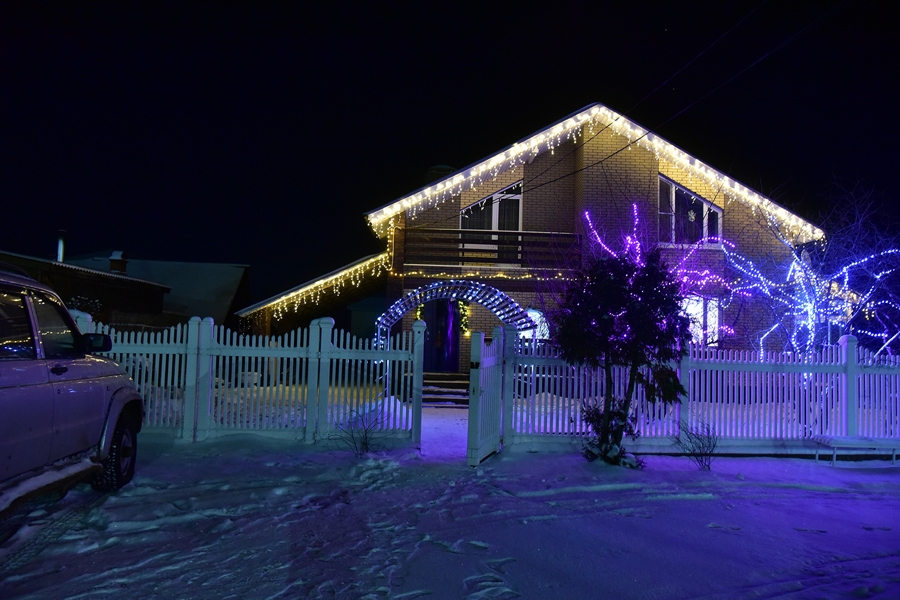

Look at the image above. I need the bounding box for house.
[0,249,171,327]
[238,103,823,371]
[66,252,252,330]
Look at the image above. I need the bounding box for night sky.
[2,1,895,302]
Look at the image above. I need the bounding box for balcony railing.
[400,228,581,270]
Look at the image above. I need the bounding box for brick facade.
[246,106,813,362]
[392,120,803,362]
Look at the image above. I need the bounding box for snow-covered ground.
[1,407,898,600]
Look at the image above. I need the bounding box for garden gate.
[466,326,516,466]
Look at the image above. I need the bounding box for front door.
[422,299,459,373]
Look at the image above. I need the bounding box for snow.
[1,407,898,600]
[0,459,101,515]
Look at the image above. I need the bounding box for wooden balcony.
[399,228,581,271]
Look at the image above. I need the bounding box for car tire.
[91,414,138,492]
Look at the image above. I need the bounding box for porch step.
[423,372,469,405]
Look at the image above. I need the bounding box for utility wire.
[520,0,769,196]
[521,0,853,197]
[406,0,848,229]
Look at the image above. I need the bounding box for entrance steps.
[423,372,469,405]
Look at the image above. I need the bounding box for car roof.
[0,264,59,297]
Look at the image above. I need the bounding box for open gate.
[466,326,515,466]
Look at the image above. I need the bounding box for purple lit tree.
[548,239,691,465]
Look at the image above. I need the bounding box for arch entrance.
[375,280,537,345]
[376,281,534,463]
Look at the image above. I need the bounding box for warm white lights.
[241,253,390,321]
[364,102,823,244]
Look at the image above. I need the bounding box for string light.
[587,206,734,343]
[240,252,391,322]
[722,234,900,353]
[374,280,536,343]
[365,102,824,244]
[459,301,470,337]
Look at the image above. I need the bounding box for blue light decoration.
[374,280,537,345]
[584,206,734,344]
[722,235,900,354]
[584,206,900,353]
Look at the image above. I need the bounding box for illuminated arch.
[376,280,536,340]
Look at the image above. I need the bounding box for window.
[518,308,549,341]
[460,181,522,237]
[460,181,522,262]
[33,293,81,359]
[0,291,35,360]
[658,177,721,244]
[683,295,719,345]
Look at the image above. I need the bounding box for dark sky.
[2,1,895,302]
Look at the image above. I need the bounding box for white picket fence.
[472,327,900,453]
[76,316,425,443]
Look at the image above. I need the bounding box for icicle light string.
[367,104,823,244]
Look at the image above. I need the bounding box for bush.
[330,406,390,457]
[674,421,719,470]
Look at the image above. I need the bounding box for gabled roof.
[365,102,823,243]
[0,250,170,291]
[237,253,389,318]
[67,254,248,322]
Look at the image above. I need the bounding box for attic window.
[460,181,522,236]
[658,176,721,244]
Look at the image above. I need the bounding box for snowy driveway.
[1,415,899,600]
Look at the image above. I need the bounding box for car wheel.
[91,414,137,492]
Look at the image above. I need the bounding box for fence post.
[676,348,696,437]
[74,313,94,334]
[411,320,426,447]
[467,332,484,467]
[315,318,335,442]
[839,335,859,436]
[193,318,215,442]
[501,325,517,444]
[305,320,321,444]
[183,317,201,441]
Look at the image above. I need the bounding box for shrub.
[674,421,719,470]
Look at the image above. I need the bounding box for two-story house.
[238,103,822,372]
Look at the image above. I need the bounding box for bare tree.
[723,183,900,354]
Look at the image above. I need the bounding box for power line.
[405,1,846,230]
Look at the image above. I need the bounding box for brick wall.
[576,124,659,247]
[389,121,807,355]
[521,139,576,233]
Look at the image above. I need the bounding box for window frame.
[31,292,84,360]
[459,181,524,264]
[459,181,523,236]
[683,295,720,346]
[0,288,37,360]
[658,175,722,246]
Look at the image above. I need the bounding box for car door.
[31,292,109,463]
[0,288,54,481]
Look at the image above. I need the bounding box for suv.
[0,266,143,510]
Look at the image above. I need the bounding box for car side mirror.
[81,333,113,353]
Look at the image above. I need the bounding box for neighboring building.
[0,250,170,327]
[67,252,252,330]
[238,103,823,372]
